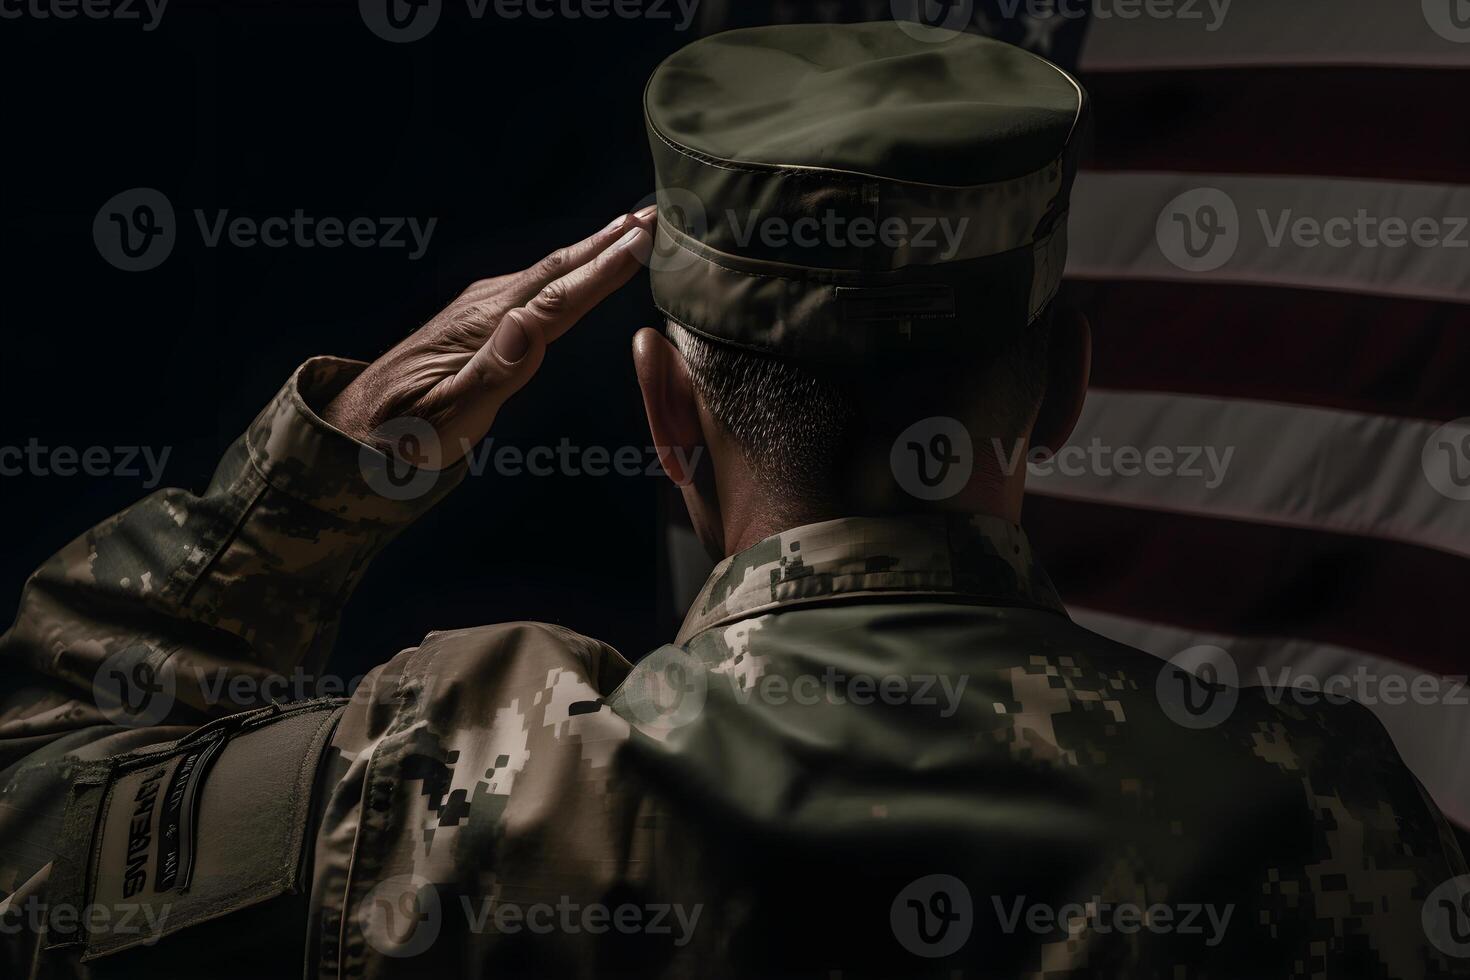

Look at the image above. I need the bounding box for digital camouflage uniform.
[0,357,1467,979]
[5,23,1470,977]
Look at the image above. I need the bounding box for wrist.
[248,357,467,518]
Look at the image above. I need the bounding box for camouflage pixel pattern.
[0,357,462,976]
[1,361,1467,978]
[675,512,1064,643]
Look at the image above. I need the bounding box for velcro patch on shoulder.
[46,700,342,960]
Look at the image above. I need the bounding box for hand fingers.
[493,204,657,309]
[512,223,653,344]
[451,223,652,428]
[433,204,655,353]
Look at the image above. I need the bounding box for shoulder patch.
[46,700,342,960]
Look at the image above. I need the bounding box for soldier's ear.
[632,327,705,487]
[1029,308,1091,456]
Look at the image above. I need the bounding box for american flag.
[675,0,1470,831]
[1029,1,1470,837]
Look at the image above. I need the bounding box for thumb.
[450,308,549,434]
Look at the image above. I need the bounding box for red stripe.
[1058,280,1470,422]
[1081,67,1470,184]
[1024,495,1467,678]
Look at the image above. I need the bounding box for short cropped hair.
[668,308,1053,505]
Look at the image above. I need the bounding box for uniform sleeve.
[0,357,469,965]
[305,622,636,978]
[0,356,467,746]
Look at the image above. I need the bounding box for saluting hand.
[322,208,656,469]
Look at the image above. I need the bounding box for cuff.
[245,356,469,523]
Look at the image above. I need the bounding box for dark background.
[0,1,704,677]
[0,0,1094,681]
[4,0,1468,854]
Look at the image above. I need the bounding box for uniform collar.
[676,513,1066,645]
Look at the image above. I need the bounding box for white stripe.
[1066,172,1470,303]
[1070,607,1470,829]
[1022,390,1470,558]
[1079,0,1470,69]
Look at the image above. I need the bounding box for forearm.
[0,216,649,953]
[0,356,465,744]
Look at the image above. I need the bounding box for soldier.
[2,21,1467,980]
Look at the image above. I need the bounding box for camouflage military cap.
[644,21,1089,362]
